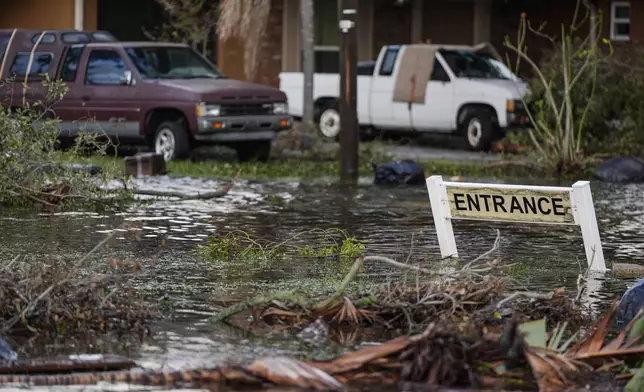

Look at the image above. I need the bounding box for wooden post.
[300,0,315,134]
[338,0,359,183]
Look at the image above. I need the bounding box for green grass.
[78,154,541,181]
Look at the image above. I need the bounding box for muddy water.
[0,175,642,391]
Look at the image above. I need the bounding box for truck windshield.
[439,50,509,80]
[125,46,222,79]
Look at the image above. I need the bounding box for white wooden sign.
[426,175,607,272]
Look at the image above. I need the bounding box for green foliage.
[0,77,127,209]
[520,42,644,160]
[145,0,219,59]
[199,228,366,263]
[503,2,610,175]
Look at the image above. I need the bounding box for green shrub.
[0,77,126,208]
[523,40,644,159]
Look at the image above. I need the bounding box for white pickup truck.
[279,43,530,151]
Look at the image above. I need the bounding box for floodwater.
[0,174,642,391]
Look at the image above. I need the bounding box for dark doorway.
[97,0,164,42]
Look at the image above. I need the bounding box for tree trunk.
[300,0,315,134]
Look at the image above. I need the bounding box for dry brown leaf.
[246,357,343,391]
[525,350,567,391]
[311,336,411,375]
[601,308,644,352]
[572,300,618,355]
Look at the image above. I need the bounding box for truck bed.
[278,72,373,124]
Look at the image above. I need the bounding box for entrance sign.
[426,175,607,272]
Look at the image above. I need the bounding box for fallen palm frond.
[2,309,641,390]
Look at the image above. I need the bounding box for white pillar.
[426,175,459,258]
[74,0,84,31]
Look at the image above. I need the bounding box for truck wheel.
[153,120,190,161]
[235,141,271,162]
[317,102,341,140]
[459,108,497,151]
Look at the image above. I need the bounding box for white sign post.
[426,175,607,272]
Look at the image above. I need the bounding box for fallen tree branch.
[496,290,556,309]
[315,257,365,310]
[363,255,432,275]
[132,170,240,199]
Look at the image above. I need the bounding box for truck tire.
[316,101,341,140]
[234,141,271,162]
[153,120,191,161]
[459,108,497,151]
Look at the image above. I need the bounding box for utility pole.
[300,0,314,135]
[338,0,358,183]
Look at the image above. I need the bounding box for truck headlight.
[273,102,288,114]
[196,103,221,117]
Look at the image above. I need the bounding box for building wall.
[422,1,475,45]
[372,0,412,55]
[0,0,75,29]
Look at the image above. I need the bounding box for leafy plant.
[0,76,126,209]
[503,0,612,175]
[199,228,366,263]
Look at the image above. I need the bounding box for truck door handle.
[81,95,90,101]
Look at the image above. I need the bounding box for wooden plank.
[0,354,136,375]
[445,185,574,224]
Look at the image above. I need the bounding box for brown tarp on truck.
[392,42,503,104]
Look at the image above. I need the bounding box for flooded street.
[0,174,642,390]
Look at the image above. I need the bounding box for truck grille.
[221,103,273,116]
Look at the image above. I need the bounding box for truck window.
[91,32,117,42]
[62,32,90,44]
[430,60,450,82]
[60,45,84,82]
[379,47,400,76]
[85,49,127,85]
[10,52,54,77]
[31,33,56,44]
[439,50,508,80]
[0,34,9,65]
[125,46,221,79]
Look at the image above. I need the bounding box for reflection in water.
[0,175,641,384]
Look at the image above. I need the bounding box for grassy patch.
[80,154,542,181]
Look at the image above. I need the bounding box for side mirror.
[120,70,134,86]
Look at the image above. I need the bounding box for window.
[611,2,630,41]
[9,52,53,77]
[0,34,9,65]
[125,46,221,79]
[439,50,509,80]
[357,61,376,76]
[86,49,127,85]
[91,32,117,42]
[379,47,400,76]
[60,45,84,82]
[430,60,450,82]
[31,33,56,44]
[62,32,90,44]
[313,0,340,73]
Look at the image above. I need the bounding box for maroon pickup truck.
[0,30,292,161]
